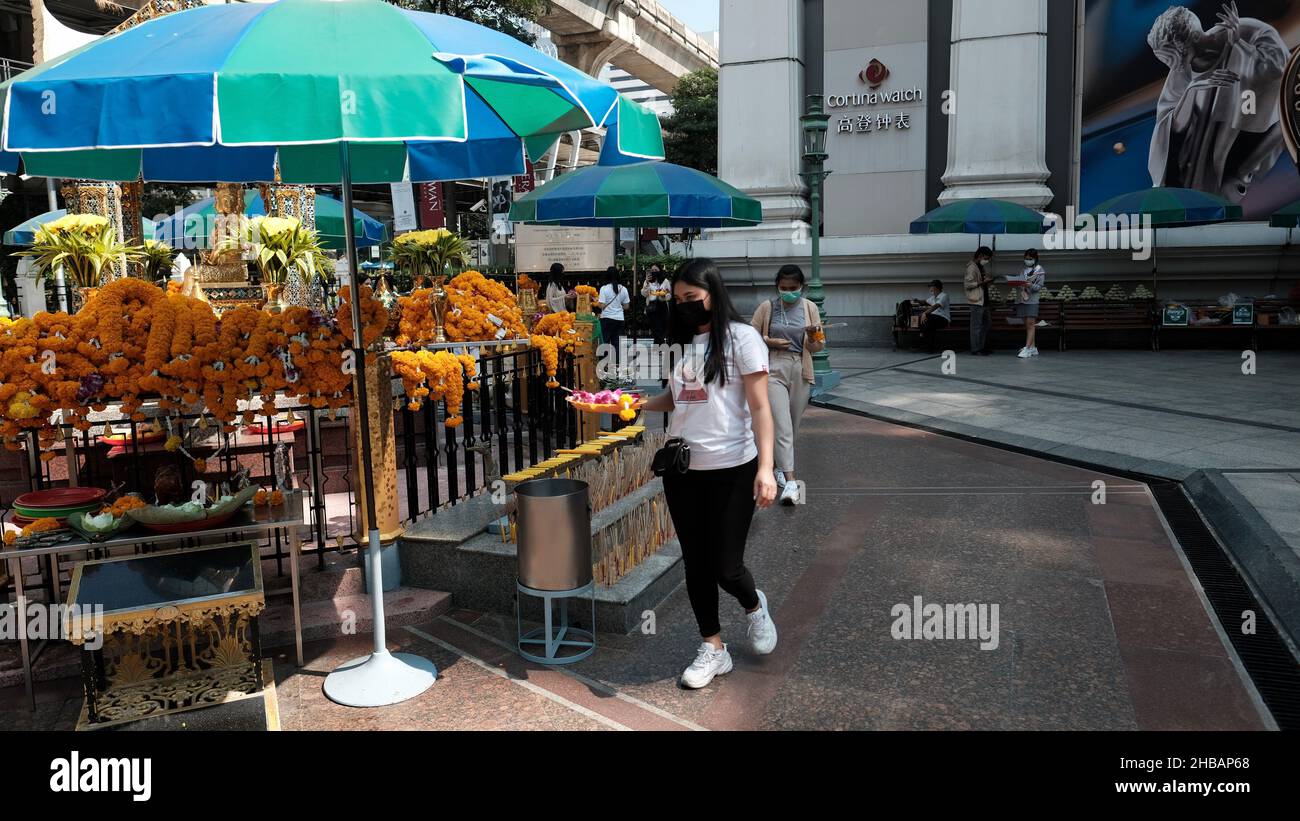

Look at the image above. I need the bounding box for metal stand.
[516,581,596,665]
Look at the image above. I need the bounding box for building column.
[714,0,808,239]
[939,0,1053,208]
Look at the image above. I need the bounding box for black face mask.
[672,299,711,331]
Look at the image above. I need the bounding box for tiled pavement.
[0,362,1278,730]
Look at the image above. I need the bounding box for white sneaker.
[1029,346,1040,357]
[1036,320,1050,327]
[774,469,786,489]
[748,590,778,655]
[680,642,733,689]
[1017,347,1032,359]
[779,481,800,506]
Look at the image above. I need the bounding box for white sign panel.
[390,182,417,233]
[514,225,615,273]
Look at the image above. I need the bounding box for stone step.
[260,586,451,648]
[262,550,367,604]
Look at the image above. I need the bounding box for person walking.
[751,264,823,506]
[642,258,779,689]
[597,266,630,364]
[1016,249,1046,358]
[964,246,996,355]
[641,263,671,344]
[544,262,568,314]
[918,279,951,354]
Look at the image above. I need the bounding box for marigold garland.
[390,349,478,426]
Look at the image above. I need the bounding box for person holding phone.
[641,258,779,689]
[1016,249,1046,358]
[964,246,996,355]
[751,264,823,505]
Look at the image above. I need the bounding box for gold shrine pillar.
[574,314,601,444]
[350,355,402,544]
[61,181,129,279]
[257,182,316,232]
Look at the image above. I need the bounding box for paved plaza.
[3,396,1273,731]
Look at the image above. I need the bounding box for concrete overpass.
[540,0,718,96]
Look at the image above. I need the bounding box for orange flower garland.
[530,312,577,388]
[517,274,539,292]
[395,288,436,346]
[390,349,478,426]
[444,271,527,342]
[337,285,387,350]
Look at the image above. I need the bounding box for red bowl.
[13,487,106,510]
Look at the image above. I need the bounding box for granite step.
[260,586,452,648]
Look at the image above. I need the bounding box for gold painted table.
[67,542,265,728]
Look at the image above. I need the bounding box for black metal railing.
[395,347,577,523]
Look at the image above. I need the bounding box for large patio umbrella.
[509,160,763,309]
[0,0,656,707]
[910,198,1049,247]
[1082,187,1241,297]
[4,209,157,246]
[154,191,388,251]
[1268,198,1300,228]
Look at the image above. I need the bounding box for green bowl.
[13,502,101,519]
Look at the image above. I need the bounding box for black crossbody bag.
[652,437,691,476]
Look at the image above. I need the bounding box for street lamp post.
[799,94,839,394]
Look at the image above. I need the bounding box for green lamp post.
[799,94,840,394]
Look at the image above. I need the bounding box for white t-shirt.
[926,291,951,321]
[598,284,630,321]
[667,322,770,470]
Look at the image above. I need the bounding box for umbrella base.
[322,650,437,707]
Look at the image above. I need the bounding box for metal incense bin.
[514,478,595,664]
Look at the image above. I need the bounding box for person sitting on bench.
[919,279,951,354]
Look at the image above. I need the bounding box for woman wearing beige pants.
[752,265,824,506]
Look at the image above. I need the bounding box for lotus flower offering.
[567,389,644,421]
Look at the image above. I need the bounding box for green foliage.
[141,183,197,223]
[387,0,543,44]
[663,69,718,175]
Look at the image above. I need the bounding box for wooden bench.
[990,301,1064,351]
[1252,299,1300,350]
[894,303,972,352]
[1155,300,1254,351]
[1059,300,1156,351]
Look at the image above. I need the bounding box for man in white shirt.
[919,279,951,354]
[597,267,631,364]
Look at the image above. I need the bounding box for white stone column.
[939,0,1053,208]
[714,0,808,239]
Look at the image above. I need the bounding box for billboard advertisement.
[1081,1,1300,219]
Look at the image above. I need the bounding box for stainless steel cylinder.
[515,478,593,591]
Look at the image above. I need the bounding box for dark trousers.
[663,458,760,638]
[920,314,950,353]
[647,306,668,344]
[600,318,626,364]
[969,304,992,353]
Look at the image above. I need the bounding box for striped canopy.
[1083,187,1242,228]
[0,0,664,184]
[509,161,763,228]
[154,191,387,251]
[4,209,157,246]
[910,198,1048,235]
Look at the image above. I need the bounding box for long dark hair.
[671,258,744,386]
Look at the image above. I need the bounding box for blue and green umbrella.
[509,161,763,228]
[1268,198,1300,229]
[1082,187,1242,296]
[910,198,1049,236]
[0,0,664,183]
[4,209,157,246]
[154,191,387,251]
[510,161,762,298]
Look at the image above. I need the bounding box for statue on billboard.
[1147,2,1290,202]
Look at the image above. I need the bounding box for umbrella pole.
[632,224,639,348]
[324,141,436,708]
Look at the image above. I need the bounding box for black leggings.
[663,458,760,638]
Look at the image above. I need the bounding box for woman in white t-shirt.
[642,258,779,689]
[596,267,631,364]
